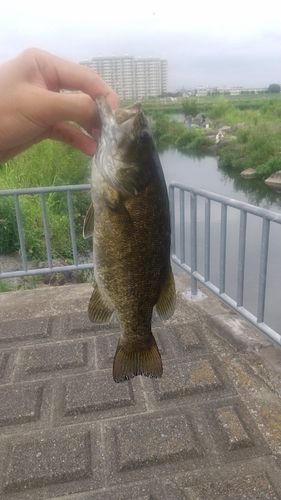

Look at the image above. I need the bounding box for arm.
[0,48,119,162]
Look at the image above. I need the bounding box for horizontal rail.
[169,183,281,223]
[0,184,91,197]
[0,184,92,280]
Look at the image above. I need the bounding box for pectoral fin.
[155,267,176,320]
[83,203,95,239]
[88,282,114,323]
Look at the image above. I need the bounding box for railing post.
[40,192,52,269]
[219,203,227,294]
[205,198,211,282]
[237,210,247,307]
[179,189,185,264]
[14,194,28,272]
[190,191,198,296]
[169,185,175,257]
[67,190,78,266]
[257,218,270,323]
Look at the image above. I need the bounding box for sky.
[1,0,280,91]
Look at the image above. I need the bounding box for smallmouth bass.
[83,96,176,382]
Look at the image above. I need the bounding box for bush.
[152,113,171,139]
[218,123,280,174]
[236,128,251,144]
[256,156,281,179]
[209,99,230,120]
[158,133,175,146]
[188,135,212,151]
[176,130,212,152]
[218,146,236,169]
[181,98,198,117]
[175,130,199,148]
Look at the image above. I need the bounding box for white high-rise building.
[80,56,168,99]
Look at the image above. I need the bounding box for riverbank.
[150,95,281,184]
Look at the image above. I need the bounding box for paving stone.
[184,472,279,499]
[168,322,203,354]
[21,341,88,375]
[95,332,121,369]
[215,405,253,451]
[113,414,201,471]
[3,431,92,492]
[1,277,281,500]
[63,374,135,416]
[0,317,51,343]
[67,311,120,337]
[0,352,9,378]
[154,358,223,401]
[0,384,43,426]
[55,484,160,500]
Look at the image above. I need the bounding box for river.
[159,149,281,335]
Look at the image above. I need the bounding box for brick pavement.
[0,275,281,499]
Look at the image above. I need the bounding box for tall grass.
[0,140,90,189]
[0,140,92,259]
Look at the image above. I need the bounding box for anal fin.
[113,335,163,383]
[88,282,114,323]
[156,267,176,320]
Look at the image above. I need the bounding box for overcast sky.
[1,0,280,90]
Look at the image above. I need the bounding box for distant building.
[196,86,208,97]
[80,56,168,99]
[216,86,267,95]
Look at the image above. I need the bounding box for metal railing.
[169,182,281,348]
[0,184,93,279]
[1,182,281,348]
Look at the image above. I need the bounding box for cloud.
[1,0,280,89]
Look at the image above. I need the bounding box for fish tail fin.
[113,335,163,383]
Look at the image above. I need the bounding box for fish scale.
[83,96,176,382]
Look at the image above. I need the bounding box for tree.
[181,98,198,117]
[268,84,280,93]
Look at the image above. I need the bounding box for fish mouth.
[95,96,142,128]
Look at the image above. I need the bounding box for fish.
[83,96,176,382]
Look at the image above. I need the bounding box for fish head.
[94,96,154,197]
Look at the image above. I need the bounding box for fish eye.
[138,130,150,142]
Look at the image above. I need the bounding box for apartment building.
[80,56,168,99]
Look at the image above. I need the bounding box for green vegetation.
[218,119,281,177]
[181,98,198,117]
[1,93,281,269]
[0,140,92,259]
[148,94,281,179]
[152,111,212,152]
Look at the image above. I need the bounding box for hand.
[0,48,119,162]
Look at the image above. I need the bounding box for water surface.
[159,149,281,335]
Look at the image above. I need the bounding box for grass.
[0,140,92,260]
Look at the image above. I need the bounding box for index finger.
[25,48,120,109]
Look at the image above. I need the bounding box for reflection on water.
[160,148,281,335]
[160,148,281,212]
